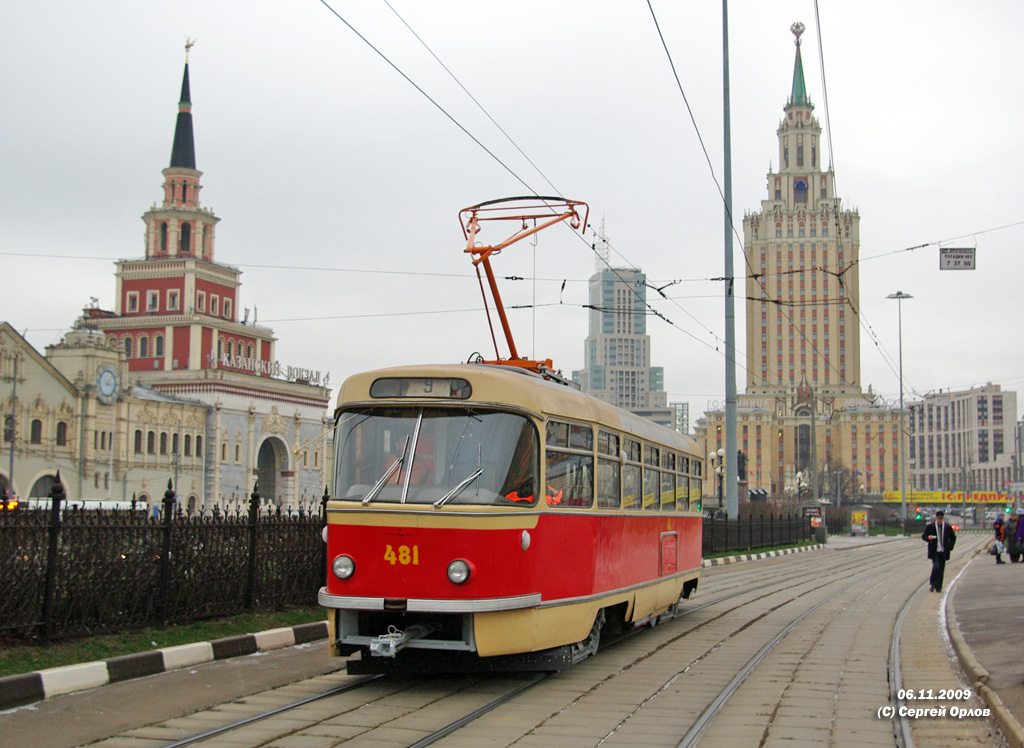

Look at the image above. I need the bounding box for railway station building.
[0,56,331,512]
[696,23,902,508]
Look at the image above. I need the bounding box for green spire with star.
[787,22,811,108]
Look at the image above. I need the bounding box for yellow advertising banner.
[851,510,868,535]
[882,490,1009,504]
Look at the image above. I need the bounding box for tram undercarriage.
[330,577,699,674]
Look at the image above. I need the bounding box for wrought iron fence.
[702,513,812,556]
[0,481,326,643]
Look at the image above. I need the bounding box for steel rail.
[404,671,557,748]
[675,578,864,748]
[158,674,383,748]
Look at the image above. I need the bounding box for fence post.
[40,473,65,640]
[244,482,260,610]
[156,479,176,626]
[320,485,330,586]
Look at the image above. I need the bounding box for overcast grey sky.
[3,1,1023,424]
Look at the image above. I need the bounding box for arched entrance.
[29,474,61,498]
[257,437,288,505]
[794,406,812,473]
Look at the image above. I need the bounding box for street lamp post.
[708,448,726,513]
[887,291,913,524]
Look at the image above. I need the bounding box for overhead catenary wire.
[320,0,726,370]
[317,0,540,197]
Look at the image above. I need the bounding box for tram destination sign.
[939,247,975,270]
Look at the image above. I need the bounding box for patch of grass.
[0,606,325,680]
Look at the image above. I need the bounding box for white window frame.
[126,292,139,313]
[167,289,180,311]
[146,290,159,312]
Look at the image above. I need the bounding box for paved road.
[2,533,1021,747]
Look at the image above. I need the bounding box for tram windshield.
[334,407,540,506]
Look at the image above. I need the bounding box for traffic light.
[915,507,922,520]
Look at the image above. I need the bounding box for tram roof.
[337,363,697,454]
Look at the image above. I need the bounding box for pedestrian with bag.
[922,509,956,592]
[993,514,1006,564]
[1014,508,1024,563]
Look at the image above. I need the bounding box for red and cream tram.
[318,197,703,671]
[319,364,703,671]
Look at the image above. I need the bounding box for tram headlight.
[447,559,471,585]
[332,554,355,580]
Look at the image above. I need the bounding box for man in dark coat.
[922,510,956,592]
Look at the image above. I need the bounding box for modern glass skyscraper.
[573,228,673,429]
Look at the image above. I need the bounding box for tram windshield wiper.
[363,436,409,505]
[433,468,484,508]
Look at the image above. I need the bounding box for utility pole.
[887,291,913,523]
[7,354,18,496]
[721,0,738,519]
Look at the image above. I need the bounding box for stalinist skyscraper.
[697,23,900,505]
[743,21,861,396]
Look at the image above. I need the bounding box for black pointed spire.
[169,62,196,169]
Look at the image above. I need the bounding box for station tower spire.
[169,38,197,169]
[143,39,219,262]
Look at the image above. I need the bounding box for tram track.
[132,546,885,748]
[406,544,920,747]
[84,538,999,748]
[586,545,924,747]
[158,675,384,748]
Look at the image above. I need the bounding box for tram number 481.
[384,544,420,566]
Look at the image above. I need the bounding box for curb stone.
[945,550,1024,748]
[0,620,328,711]
[702,543,825,567]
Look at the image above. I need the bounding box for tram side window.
[683,457,699,511]
[597,430,620,509]
[569,423,593,451]
[643,465,660,510]
[661,451,677,511]
[622,437,642,509]
[545,451,593,507]
[662,469,676,511]
[546,421,569,447]
[643,445,660,510]
[545,419,593,508]
[676,468,689,511]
